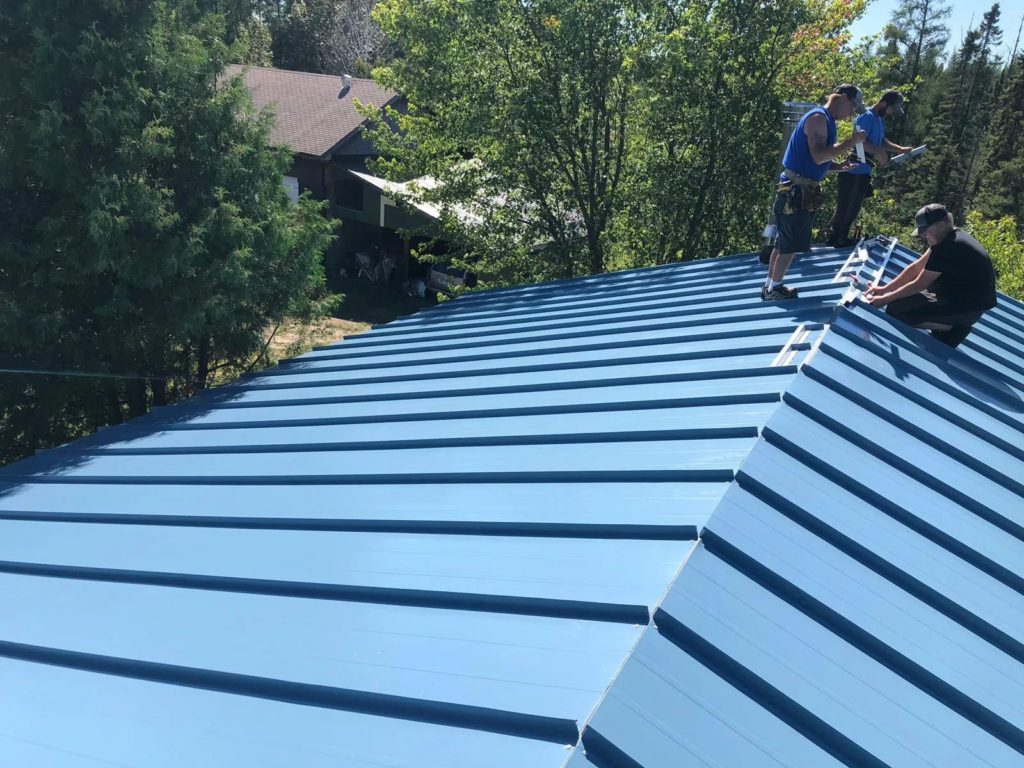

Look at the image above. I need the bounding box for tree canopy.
[0,0,335,464]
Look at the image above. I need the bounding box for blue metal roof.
[571,240,1024,767]
[2,238,1022,767]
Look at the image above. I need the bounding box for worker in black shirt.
[863,203,997,347]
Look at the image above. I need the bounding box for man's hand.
[864,290,890,307]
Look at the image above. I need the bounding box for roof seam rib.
[732,473,1024,660]
[698,529,1024,756]
[0,560,652,624]
[0,639,580,745]
[2,469,736,486]
[650,606,893,768]
[0,513,699,540]
[145,391,782,432]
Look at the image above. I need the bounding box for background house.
[227,64,419,275]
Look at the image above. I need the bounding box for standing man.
[864,204,997,347]
[824,90,913,247]
[763,84,867,301]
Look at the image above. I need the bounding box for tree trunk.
[150,378,167,407]
[196,336,211,391]
[126,378,148,419]
[588,230,604,275]
[106,382,124,425]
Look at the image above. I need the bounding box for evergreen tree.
[910,4,1003,219]
[0,0,335,464]
[973,22,1024,226]
[875,0,950,141]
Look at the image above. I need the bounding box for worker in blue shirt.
[824,90,912,247]
[762,84,867,301]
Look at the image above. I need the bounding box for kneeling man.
[864,204,997,347]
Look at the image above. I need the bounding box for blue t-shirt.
[781,106,836,183]
[847,109,885,175]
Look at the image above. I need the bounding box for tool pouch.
[801,184,826,212]
[777,182,799,215]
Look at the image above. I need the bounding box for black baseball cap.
[881,89,905,115]
[915,203,949,235]
[833,84,866,114]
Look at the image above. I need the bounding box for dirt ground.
[264,279,432,365]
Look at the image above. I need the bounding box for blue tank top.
[780,106,836,183]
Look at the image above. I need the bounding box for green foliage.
[236,15,274,64]
[365,0,876,284]
[966,211,1024,301]
[873,0,950,142]
[0,0,336,464]
[613,0,810,266]
[269,0,394,75]
[270,0,343,72]
[368,0,649,281]
[857,2,1024,258]
[974,52,1024,223]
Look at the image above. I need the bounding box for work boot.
[762,284,799,301]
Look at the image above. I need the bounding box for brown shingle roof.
[226,64,398,158]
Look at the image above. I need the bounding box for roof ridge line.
[567,541,702,764]
[227,63,381,84]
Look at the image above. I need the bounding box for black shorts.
[773,188,815,254]
[886,292,984,347]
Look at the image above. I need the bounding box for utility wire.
[0,367,168,381]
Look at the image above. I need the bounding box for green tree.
[966,211,1024,301]
[368,0,648,281]
[0,0,336,465]
[911,4,1003,219]
[614,0,812,265]
[875,0,950,141]
[270,0,343,72]
[366,0,872,281]
[235,14,274,64]
[973,43,1024,225]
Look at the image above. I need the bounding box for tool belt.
[778,168,826,213]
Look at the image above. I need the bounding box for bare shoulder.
[803,111,826,136]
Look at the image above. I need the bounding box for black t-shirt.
[924,229,997,312]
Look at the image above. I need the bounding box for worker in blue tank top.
[824,90,912,247]
[762,84,867,301]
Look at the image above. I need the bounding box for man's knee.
[931,325,974,348]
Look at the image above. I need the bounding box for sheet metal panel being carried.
[0,247,845,767]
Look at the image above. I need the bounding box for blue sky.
[848,0,1024,59]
